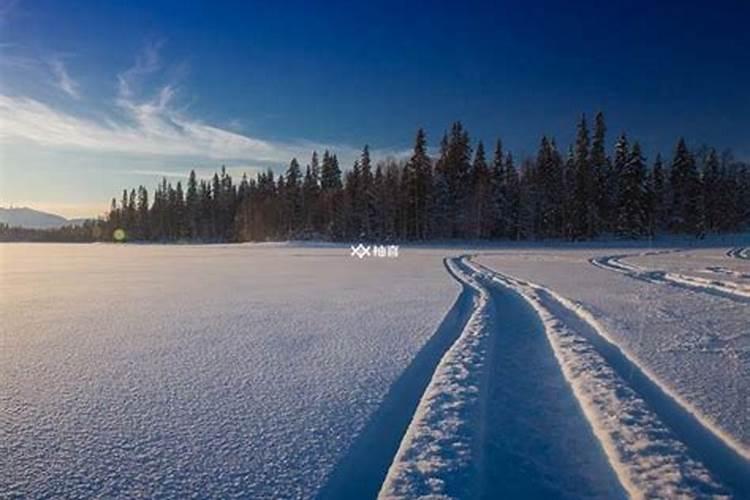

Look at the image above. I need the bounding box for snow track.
[381,254,749,499]
[319,259,476,500]
[727,247,750,260]
[378,258,492,498]
[470,258,750,499]
[379,258,624,499]
[591,252,750,303]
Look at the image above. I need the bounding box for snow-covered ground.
[2,242,748,498]
[477,247,749,496]
[0,243,459,498]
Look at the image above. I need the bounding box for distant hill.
[0,207,72,229]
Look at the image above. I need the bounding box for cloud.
[48,58,80,99]
[0,42,405,176]
[0,92,337,162]
[116,40,163,101]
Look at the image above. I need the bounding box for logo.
[350,244,399,259]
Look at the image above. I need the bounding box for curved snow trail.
[469,261,625,499]
[591,251,750,303]
[470,258,750,499]
[378,257,491,499]
[318,259,477,500]
[705,266,750,280]
[727,247,750,260]
[380,258,625,499]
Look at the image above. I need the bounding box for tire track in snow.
[727,247,750,260]
[318,258,477,500]
[591,252,750,303]
[378,257,492,499]
[470,257,750,499]
[469,261,625,499]
[380,258,625,499]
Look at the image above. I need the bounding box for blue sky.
[1,0,748,218]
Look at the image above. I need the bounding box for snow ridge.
[591,252,750,302]
[467,258,749,499]
[727,247,750,260]
[378,258,492,499]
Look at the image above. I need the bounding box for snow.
[477,247,750,457]
[0,243,458,498]
[622,249,750,298]
[468,259,732,498]
[3,241,748,498]
[379,258,490,499]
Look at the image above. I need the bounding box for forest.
[4,113,749,243]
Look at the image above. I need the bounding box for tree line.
[5,113,748,243]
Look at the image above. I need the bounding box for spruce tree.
[591,112,610,233]
[702,149,720,232]
[670,138,703,234]
[616,141,648,238]
[490,139,507,238]
[285,158,303,235]
[572,115,594,239]
[185,170,199,239]
[470,141,492,238]
[651,154,667,231]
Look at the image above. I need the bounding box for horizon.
[1,0,749,218]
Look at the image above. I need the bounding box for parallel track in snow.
[591,251,750,303]
[469,257,750,499]
[378,255,749,499]
[727,247,750,260]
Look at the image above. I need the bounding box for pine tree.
[490,139,507,238]
[535,136,564,238]
[561,146,577,239]
[127,189,137,236]
[651,154,668,231]
[572,115,594,239]
[616,141,648,238]
[372,163,386,240]
[505,153,522,240]
[403,129,432,240]
[174,181,185,239]
[591,112,610,233]
[284,158,303,236]
[358,145,374,239]
[669,138,703,234]
[470,141,492,238]
[431,133,451,239]
[382,160,401,240]
[137,186,149,240]
[302,163,320,234]
[185,170,199,239]
[702,149,721,233]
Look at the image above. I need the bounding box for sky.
[0,0,748,218]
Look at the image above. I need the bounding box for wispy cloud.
[48,58,80,99]
[121,165,267,180]
[0,92,306,161]
[0,42,403,176]
[116,40,162,101]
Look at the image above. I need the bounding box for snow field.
[478,248,749,451]
[468,258,740,498]
[0,243,459,499]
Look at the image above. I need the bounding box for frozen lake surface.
[0,243,458,498]
[2,242,748,498]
